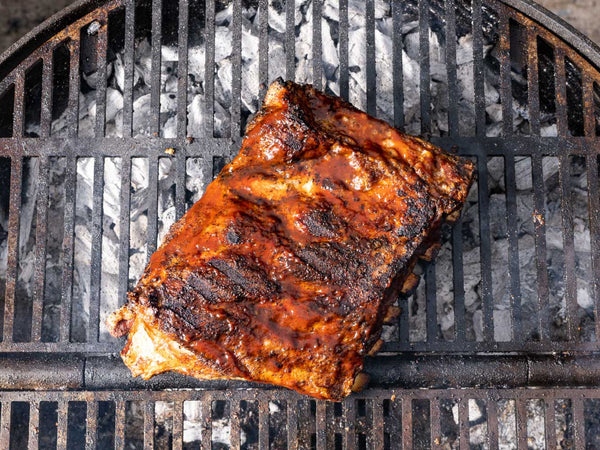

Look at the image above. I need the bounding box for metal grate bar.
[259,397,269,448]
[573,397,585,449]
[59,157,76,342]
[285,0,296,82]
[122,0,135,137]
[452,214,466,342]
[86,400,98,450]
[418,0,431,133]
[401,399,412,450]
[113,401,125,450]
[365,0,376,116]
[88,156,105,343]
[4,388,600,403]
[544,398,557,449]
[204,0,215,135]
[343,398,356,450]
[445,0,459,136]
[458,398,469,449]
[176,0,189,139]
[135,334,600,353]
[56,399,68,450]
[505,153,523,340]
[172,401,183,450]
[472,0,486,136]
[531,152,550,340]
[40,54,53,137]
[527,29,541,135]
[325,403,335,448]
[392,0,403,129]
[230,0,242,139]
[430,398,441,449]
[258,0,268,99]
[316,400,326,450]
[287,399,298,450]
[146,157,159,258]
[67,39,80,137]
[2,135,598,159]
[338,0,348,101]
[144,401,155,450]
[3,156,22,342]
[554,48,568,135]
[0,402,10,448]
[371,398,384,450]
[31,155,49,341]
[117,155,131,305]
[297,400,312,449]
[94,15,108,137]
[477,156,494,342]
[583,73,595,137]
[499,14,512,135]
[425,262,438,341]
[588,152,600,340]
[559,153,578,340]
[200,396,211,450]
[150,0,162,135]
[229,400,240,450]
[12,72,24,137]
[28,402,39,449]
[175,152,186,220]
[312,0,323,91]
[516,399,528,450]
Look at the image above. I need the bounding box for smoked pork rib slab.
[107,79,475,400]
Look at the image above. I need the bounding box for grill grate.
[0,388,596,448]
[0,0,600,448]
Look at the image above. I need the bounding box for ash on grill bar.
[0,0,599,448]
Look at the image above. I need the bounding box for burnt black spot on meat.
[391,196,437,238]
[227,229,241,244]
[187,271,225,303]
[302,208,341,238]
[312,291,354,316]
[294,241,374,286]
[208,255,280,298]
[230,188,272,208]
[321,177,336,190]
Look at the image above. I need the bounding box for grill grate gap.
[66,401,86,449]
[0,86,14,137]
[128,157,149,289]
[412,399,431,450]
[13,156,39,343]
[71,157,95,343]
[99,156,122,340]
[438,398,458,448]
[497,398,516,449]
[23,61,43,138]
[565,57,584,137]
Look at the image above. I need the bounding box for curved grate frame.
[0,0,599,448]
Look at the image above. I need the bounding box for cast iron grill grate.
[0,0,599,447]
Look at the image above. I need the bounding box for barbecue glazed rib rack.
[0,0,600,447]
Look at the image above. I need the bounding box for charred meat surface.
[107,79,475,400]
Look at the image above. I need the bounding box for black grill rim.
[0,0,105,81]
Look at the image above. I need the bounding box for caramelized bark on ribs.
[107,79,475,400]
